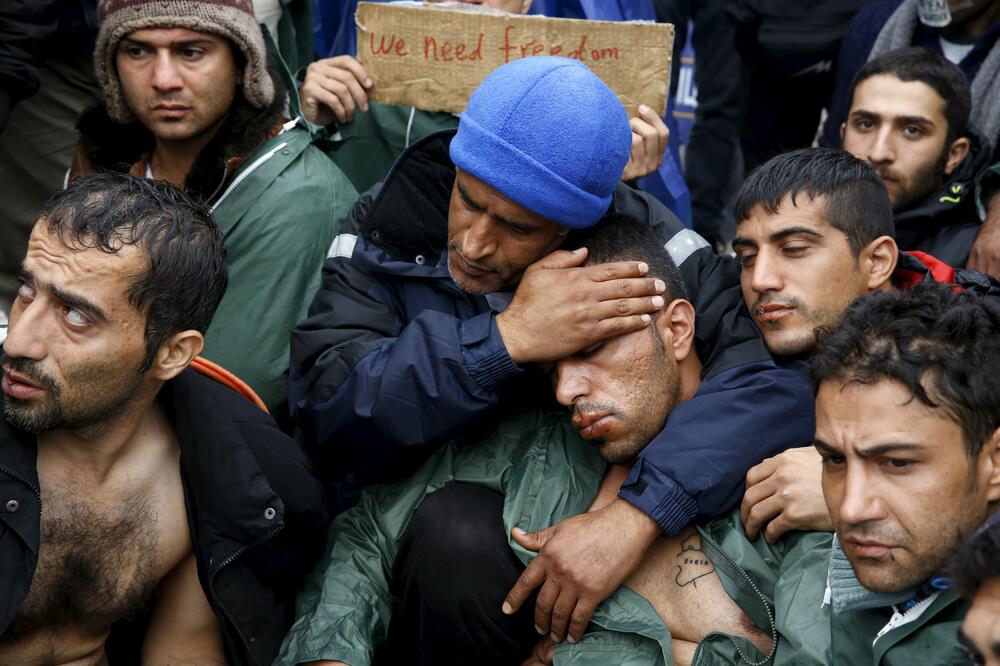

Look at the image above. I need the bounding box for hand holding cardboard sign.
[621,105,669,182]
[300,55,373,126]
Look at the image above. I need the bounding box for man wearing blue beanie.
[289,56,812,663]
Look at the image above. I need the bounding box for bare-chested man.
[0,173,327,666]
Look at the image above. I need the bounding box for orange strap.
[191,357,269,414]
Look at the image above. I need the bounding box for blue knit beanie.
[450,57,631,229]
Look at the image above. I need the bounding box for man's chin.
[763,328,818,358]
[2,397,62,434]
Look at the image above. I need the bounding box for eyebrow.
[814,438,923,459]
[20,269,110,324]
[457,179,539,231]
[732,225,823,250]
[852,108,936,129]
[119,37,215,49]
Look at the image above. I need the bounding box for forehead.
[122,27,229,47]
[736,194,834,242]
[851,74,947,123]
[24,221,146,317]
[455,169,555,226]
[815,379,963,453]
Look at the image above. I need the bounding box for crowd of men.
[2,0,1000,665]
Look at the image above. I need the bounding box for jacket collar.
[358,129,457,263]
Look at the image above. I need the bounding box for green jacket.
[274,410,968,666]
[200,119,357,417]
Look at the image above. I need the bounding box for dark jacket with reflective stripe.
[0,368,328,665]
[289,129,815,532]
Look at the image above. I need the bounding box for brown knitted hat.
[95,0,274,123]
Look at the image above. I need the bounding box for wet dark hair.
[951,518,1000,599]
[571,213,688,303]
[733,148,894,255]
[810,282,1000,461]
[849,46,971,146]
[41,172,228,371]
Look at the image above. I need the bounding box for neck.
[677,354,703,403]
[943,2,1000,39]
[149,115,227,188]
[36,386,162,483]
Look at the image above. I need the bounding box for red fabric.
[191,356,269,413]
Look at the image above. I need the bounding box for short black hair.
[951,517,1000,598]
[733,148,894,255]
[570,213,688,303]
[848,46,971,146]
[811,282,1000,461]
[40,173,228,371]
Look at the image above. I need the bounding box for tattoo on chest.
[674,533,716,588]
[2,491,161,642]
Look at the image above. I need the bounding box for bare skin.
[521,469,771,666]
[0,223,223,663]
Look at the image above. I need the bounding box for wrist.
[495,310,528,364]
[613,498,660,545]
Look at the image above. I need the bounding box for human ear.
[149,330,204,381]
[860,235,898,292]
[660,299,695,362]
[983,427,1000,503]
[839,122,846,146]
[943,137,970,177]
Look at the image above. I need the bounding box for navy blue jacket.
[289,130,815,533]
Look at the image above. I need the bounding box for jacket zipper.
[872,594,940,644]
[691,530,779,666]
[0,463,41,503]
[210,141,289,213]
[207,523,285,664]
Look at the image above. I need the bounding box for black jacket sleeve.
[0,0,58,130]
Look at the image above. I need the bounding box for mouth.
[572,412,614,440]
[843,539,893,559]
[1,366,43,399]
[454,253,491,278]
[755,302,795,323]
[153,105,191,119]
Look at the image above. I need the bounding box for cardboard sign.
[355,2,674,117]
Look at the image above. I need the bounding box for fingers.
[763,514,793,544]
[637,104,669,162]
[302,57,373,124]
[512,526,547,552]
[595,276,667,304]
[546,588,578,642]
[739,472,776,530]
[583,260,651,283]
[503,557,546,616]
[742,493,782,542]
[592,314,655,339]
[599,294,666,319]
[534,247,589,270]
[533,578,560,636]
[567,597,598,644]
[744,456,777,489]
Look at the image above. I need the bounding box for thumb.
[512,525,550,551]
[536,247,588,270]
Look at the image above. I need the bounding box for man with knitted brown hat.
[70,0,358,422]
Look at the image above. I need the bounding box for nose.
[835,464,888,527]
[867,127,896,165]
[151,51,183,93]
[461,216,498,261]
[2,300,47,362]
[747,249,783,296]
[553,357,589,408]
